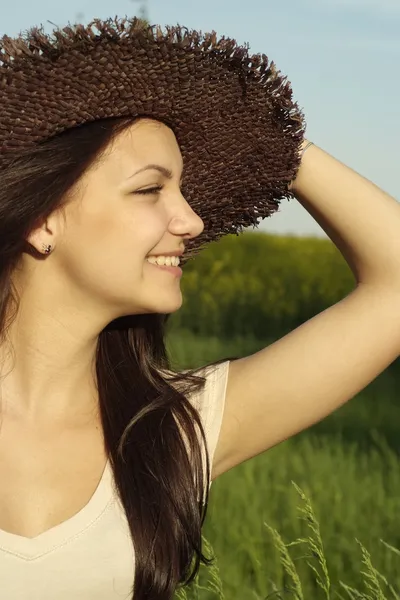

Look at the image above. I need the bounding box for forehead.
[114,118,183,169]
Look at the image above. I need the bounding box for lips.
[145,260,183,277]
[146,249,184,258]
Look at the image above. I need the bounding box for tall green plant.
[174,484,400,600]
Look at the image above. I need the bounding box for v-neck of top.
[0,460,114,560]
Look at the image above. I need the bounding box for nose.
[168,197,205,240]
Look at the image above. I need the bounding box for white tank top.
[0,361,230,600]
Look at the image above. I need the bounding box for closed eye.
[135,185,164,195]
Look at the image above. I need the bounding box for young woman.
[0,16,399,600]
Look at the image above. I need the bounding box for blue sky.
[1,0,399,239]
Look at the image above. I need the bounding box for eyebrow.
[128,164,183,183]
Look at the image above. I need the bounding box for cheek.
[59,199,167,281]
[124,206,167,251]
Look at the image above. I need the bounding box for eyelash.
[135,185,164,195]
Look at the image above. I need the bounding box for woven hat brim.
[0,17,306,261]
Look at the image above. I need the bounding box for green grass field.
[167,329,400,599]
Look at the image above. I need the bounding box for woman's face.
[29,118,204,320]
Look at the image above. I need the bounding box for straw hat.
[0,16,306,262]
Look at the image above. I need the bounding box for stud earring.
[42,243,52,255]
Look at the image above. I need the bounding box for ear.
[26,219,55,254]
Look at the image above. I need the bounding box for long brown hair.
[0,117,235,599]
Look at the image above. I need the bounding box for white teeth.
[146,255,181,267]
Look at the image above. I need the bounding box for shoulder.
[186,361,231,470]
[158,360,230,411]
[159,360,230,453]
[188,360,230,414]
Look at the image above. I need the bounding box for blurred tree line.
[168,231,356,339]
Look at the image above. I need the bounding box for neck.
[0,300,101,424]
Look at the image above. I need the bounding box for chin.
[147,291,183,315]
[158,299,183,315]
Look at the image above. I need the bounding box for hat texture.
[0,17,306,260]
